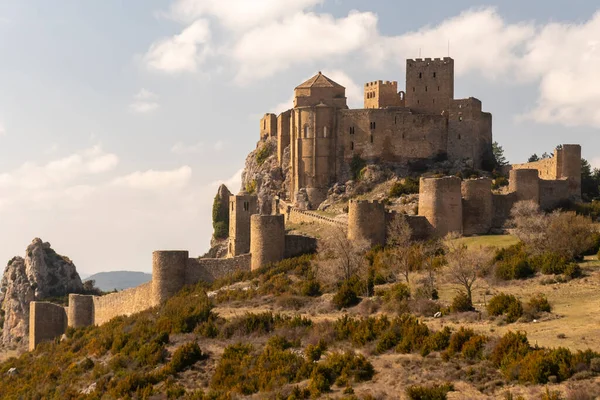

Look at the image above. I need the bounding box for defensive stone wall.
[539,179,570,210]
[283,202,346,227]
[418,176,462,237]
[93,282,154,326]
[347,200,386,246]
[509,169,540,203]
[386,211,432,240]
[461,178,493,235]
[68,294,94,328]
[284,235,318,259]
[492,193,517,229]
[250,214,285,270]
[29,302,67,351]
[186,254,251,284]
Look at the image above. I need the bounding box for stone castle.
[260,57,493,208]
[28,57,583,350]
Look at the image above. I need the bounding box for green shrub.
[487,293,523,323]
[447,327,475,355]
[333,282,360,309]
[305,340,327,362]
[461,335,487,360]
[350,155,366,181]
[494,243,535,280]
[490,331,530,368]
[383,283,411,303]
[389,178,420,198]
[212,221,228,240]
[167,342,205,374]
[527,293,552,313]
[563,262,582,279]
[424,326,452,353]
[450,292,472,313]
[530,252,568,275]
[406,383,454,400]
[300,279,322,297]
[255,144,272,166]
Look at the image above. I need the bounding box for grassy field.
[452,234,519,250]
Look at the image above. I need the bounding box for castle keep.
[260,57,493,208]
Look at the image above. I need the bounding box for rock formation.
[241,137,287,214]
[0,238,83,348]
[203,184,232,259]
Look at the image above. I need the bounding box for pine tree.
[492,141,508,167]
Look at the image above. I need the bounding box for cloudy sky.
[0,1,599,275]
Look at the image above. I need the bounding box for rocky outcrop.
[203,184,232,259]
[241,138,287,215]
[0,238,83,348]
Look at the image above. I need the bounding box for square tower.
[363,80,405,109]
[228,193,258,257]
[260,113,277,141]
[405,57,454,114]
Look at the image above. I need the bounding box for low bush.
[494,243,535,280]
[450,292,473,313]
[487,293,523,323]
[389,178,420,197]
[333,281,361,309]
[406,382,454,400]
[527,293,552,314]
[300,279,322,297]
[167,342,205,374]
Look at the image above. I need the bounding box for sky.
[0,0,599,275]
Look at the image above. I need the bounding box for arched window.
[419,72,422,78]
[433,72,436,78]
[323,126,328,138]
[304,125,309,138]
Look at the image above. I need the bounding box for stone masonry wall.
[186,255,251,285]
[284,235,318,259]
[93,282,154,326]
[347,200,386,246]
[29,302,67,351]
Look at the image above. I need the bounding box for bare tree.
[511,200,597,259]
[385,215,418,284]
[316,225,370,285]
[444,234,493,307]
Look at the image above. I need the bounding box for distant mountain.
[84,271,152,292]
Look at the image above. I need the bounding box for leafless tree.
[316,225,370,285]
[511,200,597,259]
[384,215,418,284]
[444,234,493,307]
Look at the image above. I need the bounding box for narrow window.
[231,202,234,211]
[370,135,374,143]
[458,134,462,140]
[402,133,405,139]
[459,116,463,122]
[419,72,422,79]
[433,99,435,104]
[425,86,428,92]
[243,201,249,211]
[433,72,436,78]
[438,86,440,91]
[413,87,415,92]
[304,125,309,138]
[394,116,397,124]
[417,100,420,105]
[323,126,328,138]
[263,120,266,129]
[350,141,354,150]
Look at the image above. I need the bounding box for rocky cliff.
[203,184,231,259]
[241,137,288,214]
[0,238,84,348]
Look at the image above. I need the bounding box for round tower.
[152,250,189,305]
[461,178,493,236]
[509,169,540,203]
[418,176,463,237]
[250,214,285,271]
[67,294,94,328]
[347,200,386,246]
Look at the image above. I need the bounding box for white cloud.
[144,19,211,73]
[171,141,204,154]
[517,12,600,127]
[232,11,378,83]
[129,89,160,113]
[111,166,192,190]
[0,145,118,190]
[213,140,225,151]
[210,167,242,193]
[0,120,5,136]
[168,0,323,29]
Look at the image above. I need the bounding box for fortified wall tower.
[364,80,405,109]
[405,57,454,114]
[228,192,258,257]
[461,178,493,236]
[250,214,285,271]
[347,200,386,246]
[418,176,463,237]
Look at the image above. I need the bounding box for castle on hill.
[259,57,494,208]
